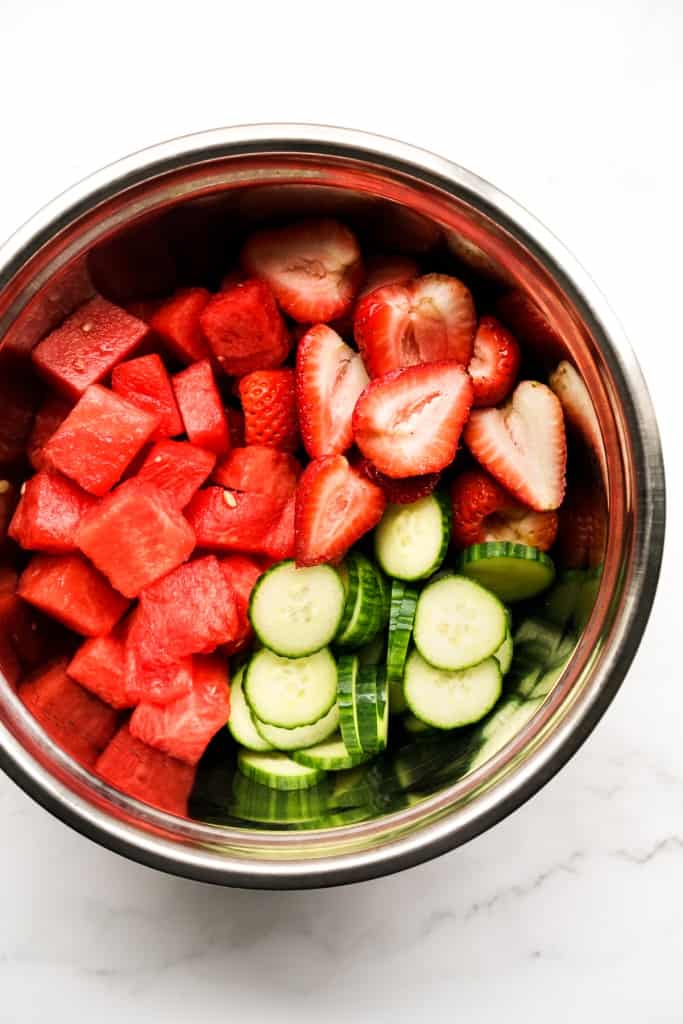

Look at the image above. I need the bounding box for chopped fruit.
[450,467,558,551]
[296,325,369,458]
[130,655,230,766]
[357,458,440,505]
[96,724,195,816]
[19,659,119,767]
[185,487,281,553]
[0,372,37,469]
[495,290,566,363]
[354,273,476,378]
[76,480,195,598]
[124,299,162,323]
[358,254,420,298]
[8,471,96,553]
[124,638,193,705]
[149,287,211,364]
[27,396,71,471]
[468,315,521,407]
[31,295,149,399]
[464,380,567,511]
[18,553,129,636]
[238,369,299,453]
[219,269,248,290]
[242,218,363,323]
[111,353,183,439]
[134,440,216,509]
[260,493,296,560]
[295,455,386,566]
[557,479,607,569]
[218,554,264,653]
[212,446,300,508]
[549,361,604,467]
[0,479,20,546]
[173,359,230,456]
[353,361,473,478]
[200,279,290,375]
[43,384,160,496]
[226,407,246,447]
[0,583,46,672]
[67,620,132,709]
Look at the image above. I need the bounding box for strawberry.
[241,219,363,323]
[464,380,566,511]
[200,279,290,376]
[238,369,299,453]
[352,361,473,479]
[358,254,419,299]
[295,455,385,566]
[468,315,521,408]
[356,457,440,505]
[450,467,557,551]
[354,273,476,378]
[549,361,604,469]
[296,325,369,459]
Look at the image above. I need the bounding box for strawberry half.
[468,315,521,408]
[352,361,473,479]
[295,455,386,566]
[296,325,369,458]
[354,273,476,378]
[238,369,299,453]
[356,457,440,505]
[450,467,557,550]
[464,380,567,511]
[241,218,363,323]
[549,361,604,468]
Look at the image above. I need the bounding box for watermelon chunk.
[130,654,230,766]
[67,618,133,709]
[9,472,97,553]
[0,479,20,548]
[27,396,72,471]
[185,487,281,553]
[199,279,290,376]
[76,479,195,598]
[124,629,194,705]
[19,658,120,767]
[0,371,37,469]
[134,440,216,510]
[173,360,230,456]
[43,385,160,496]
[218,554,264,655]
[31,296,149,399]
[149,287,211,364]
[212,446,301,508]
[95,724,195,815]
[111,353,183,440]
[259,493,296,560]
[18,553,129,636]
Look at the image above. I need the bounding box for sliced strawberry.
[358,254,419,299]
[354,273,476,378]
[238,369,299,453]
[296,325,369,459]
[468,315,521,408]
[352,361,473,479]
[200,279,290,376]
[464,380,567,511]
[549,361,604,468]
[357,458,440,505]
[450,467,557,551]
[295,455,385,566]
[241,218,363,323]
[212,446,300,508]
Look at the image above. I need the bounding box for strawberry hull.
[96,724,195,816]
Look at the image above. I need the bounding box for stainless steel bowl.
[0,124,665,888]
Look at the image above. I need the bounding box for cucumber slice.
[374,492,451,581]
[337,654,363,756]
[387,580,418,713]
[249,560,345,657]
[413,574,507,671]
[237,750,326,791]
[358,634,386,667]
[335,552,384,648]
[376,567,391,630]
[375,667,389,751]
[254,703,340,751]
[494,628,514,676]
[459,542,555,602]
[403,711,436,735]
[292,732,369,770]
[231,772,330,823]
[404,649,502,730]
[356,666,380,753]
[227,666,273,752]
[470,696,543,769]
[244,647,337,728]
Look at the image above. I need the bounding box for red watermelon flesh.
[76,479,195,598]
[67,618,133,709]
[199,279,290,376]
[173,360,230,456]
[212,446,301,509]
[259,493,296,560]
[9,471,97,553]
[43,385,160,496]
[31,295,149,400]
[27,396,72,472]
[124,634,194,705]
[219,554,264,654]
[0,479,20,547]
[149,287,211,364]
[95,724,195,816]
[19,658,120,767]
[111,353,183,440]
[18,553,129,636]
[130,654,230,766]
[185,487,281,553]
[134,440,216,510]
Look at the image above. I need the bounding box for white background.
[1,1,681,1021]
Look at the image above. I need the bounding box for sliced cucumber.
[335,552,384,648]
[231,772,330,823]
[249,560,345,657]
[374,492,451,581]
[459,542,555,602]
[404,648,502,730]
[413,574,507,671]
[494,628,514,676]
[244,647,337,729]
[376,567,391,630]
[356,666,380,753]
[254,703,339,751]
[357,634,386,667]
[292,732,369,771]
[227,665,273,752]
[387,580,418,713]
[237,750,326,790]
[375,667,389,752]
[403,711,436,735]
[337,654,363,756]
[470,696,544,769]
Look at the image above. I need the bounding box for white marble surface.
[0,1,680,1020]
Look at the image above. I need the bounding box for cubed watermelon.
[130,654,230,766]
[226,407,246,448]
[67,618,132,709]
[184,487,281,553]
[27,395,72,471]
[43,385,160,496]
[76,479,195,598]
[111,353,183,440]
[212,446,300,508]
[31,296,149,399]
[124,616,193,705]
[134,440,215,510]
[149,287,211,364]
[199,279,290,375]
[0,371,37,469]
[95,724,195,815]
[19,658,120,767]
[173,360,230,456]
[18,553,129,636]
[218,554,264,655]
[0,479,20,547]
[9,472,97,553]
[259,493,296,560]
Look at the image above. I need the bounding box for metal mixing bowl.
[0,125,665,888]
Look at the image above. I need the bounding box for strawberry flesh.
[450,467,557,550]
[357,458,440,505]
[468,315,520,408]
[296,325,368,458]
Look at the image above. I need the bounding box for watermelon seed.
[223,490,237,508]
[81,321,94,333]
